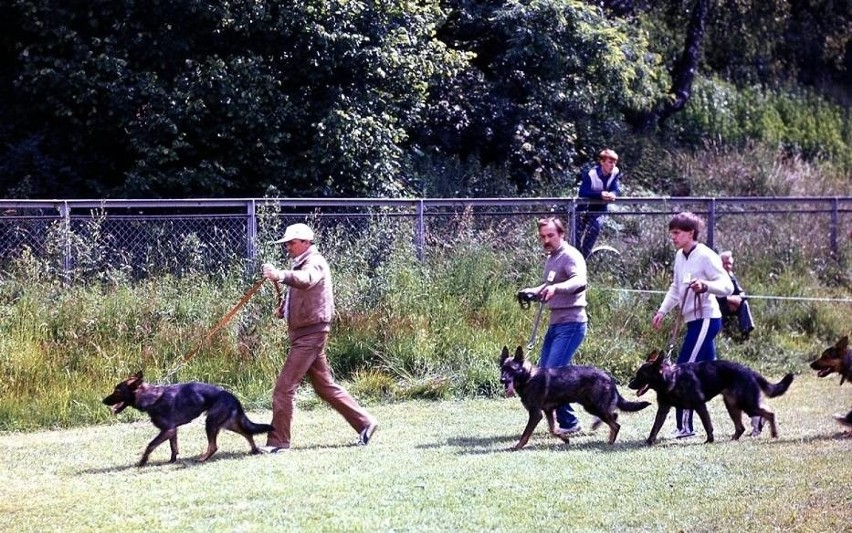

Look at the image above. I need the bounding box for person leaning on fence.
[716,250,756,339]
[519,217,589,436]
[651,212,733,439]
[259,223,378,453]
[574,148,622,258]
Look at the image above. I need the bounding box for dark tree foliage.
[0,0,847,199]
[0,0,462,198]
[422,0,656,193]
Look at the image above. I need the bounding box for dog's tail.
[758,373,794,398]
[617,394,652,412]
[240,416,275,435]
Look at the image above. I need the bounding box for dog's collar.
[664,366,678,393]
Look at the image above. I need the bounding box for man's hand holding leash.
[261,262,286,319]
[262,262,285,282]
[518,271,557,350]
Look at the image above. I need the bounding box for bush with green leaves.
[667,78,851,169]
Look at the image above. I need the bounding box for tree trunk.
[635,0,709,132]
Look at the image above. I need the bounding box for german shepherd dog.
[628,351,794,445]
[103,372,274,466]
[809,335,852,429]
[499,346,651,450]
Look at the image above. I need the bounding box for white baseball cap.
[272,223,314,244]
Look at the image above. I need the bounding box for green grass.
[1,374,849,532]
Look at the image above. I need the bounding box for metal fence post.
[829,197,839,258]
[416,199,425,261]
[246,199,257,276]
[59,201,71,285]
[706,198,716,250]
[568,198,577,245]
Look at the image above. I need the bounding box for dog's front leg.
[513,410,543,450]
[694,405,714,443]
[646,405,670,445]
[138,428,177,467]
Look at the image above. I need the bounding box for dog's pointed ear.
[838,335,848,351]
[514,345,525,362]
[131,371,143,383]
[500,346,510,363]
[646,350,660,363]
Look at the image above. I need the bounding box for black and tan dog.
[103,372,274,466]
[499,346,650,450]
[809,335,852,429]
[628,351,794,445]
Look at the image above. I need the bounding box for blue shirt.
[578,164,621,212]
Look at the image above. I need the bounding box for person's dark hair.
[668,212,704,240]
[537,217,565,235]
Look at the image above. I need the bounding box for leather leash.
[526,297,546,351]
[525,271,557,351]
[161,278,281,381]
[663,286,693,360]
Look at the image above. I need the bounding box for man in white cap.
[260,223,377,452]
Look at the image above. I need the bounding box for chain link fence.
[0,197,849,284]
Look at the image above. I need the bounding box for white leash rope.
[598,287,852,304]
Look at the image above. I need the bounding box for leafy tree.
[421,0,659,193]
[1,0,466,197]
[0,0,847,199]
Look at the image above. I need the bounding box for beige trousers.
[267,331,373,447]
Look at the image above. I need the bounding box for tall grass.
[1,151,850,429]
[1,184,849,430]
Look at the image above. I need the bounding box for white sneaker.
[674,428,695,439]
[258,445,289,454]
[358,422,378,446]
[554,424,583,438]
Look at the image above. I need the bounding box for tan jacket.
[279,246,334,340]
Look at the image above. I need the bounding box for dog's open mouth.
[816,367,834,377]
[635,384,649,397]
[504,381,516,397]
[109,402,127,414]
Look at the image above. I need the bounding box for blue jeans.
[575,213,602,258]
[539,321,588,429]
[675,317,722,432]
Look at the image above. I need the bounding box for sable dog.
[499,346,650,450]
[628,351,794,445]
[809,335,852,429]
[103,372,274,466]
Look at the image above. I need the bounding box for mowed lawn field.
[1,373,849,532]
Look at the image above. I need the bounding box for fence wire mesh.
[0,198,849,284]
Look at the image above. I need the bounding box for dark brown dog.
[103,372,273,466]
[628,351,794,445]
[499,345,650,450]
[809,335,852,429]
